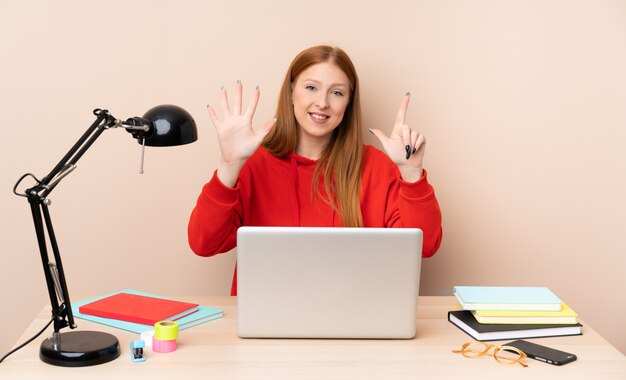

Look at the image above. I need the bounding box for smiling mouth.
[309,112,329,120]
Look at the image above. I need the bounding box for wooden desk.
[1,296,624,379]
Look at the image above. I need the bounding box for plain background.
[1,0,624,357]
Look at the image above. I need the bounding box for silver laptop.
[236,227,423,339]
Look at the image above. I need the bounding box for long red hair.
[263,45,364,227]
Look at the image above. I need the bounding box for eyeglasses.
[452,341,528,367]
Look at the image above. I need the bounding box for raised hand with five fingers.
[369,93,425,183]
[207,81,276,187]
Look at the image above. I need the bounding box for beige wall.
[1,0,625,357]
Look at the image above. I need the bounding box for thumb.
[368,128,387,144]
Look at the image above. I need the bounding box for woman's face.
[291,62,351,147]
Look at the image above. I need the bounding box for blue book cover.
[453,286,562,311]
[71,289,224,334]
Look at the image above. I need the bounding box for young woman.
[188,45,442,295]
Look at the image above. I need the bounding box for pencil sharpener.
[130,340,146,362]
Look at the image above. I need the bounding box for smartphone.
[504,340,577,366]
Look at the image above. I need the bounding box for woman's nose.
[315,93,329,109]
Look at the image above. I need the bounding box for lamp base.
[40,330,120,367]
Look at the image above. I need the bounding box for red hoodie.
[188,145,443,295]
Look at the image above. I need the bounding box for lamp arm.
[28,199,74,333]
[34,110,150,197]
[38,110,113,192]
[19,109,123,334]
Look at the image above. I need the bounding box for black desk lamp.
[12,105,197,367]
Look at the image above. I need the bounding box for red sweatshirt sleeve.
[386,170,443,258]
[362,146,442,258]
[188,171,242,256]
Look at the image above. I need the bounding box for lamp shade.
[141,105,198,147]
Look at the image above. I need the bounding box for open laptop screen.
[237,227,423,339]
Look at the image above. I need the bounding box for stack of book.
[72,289,224,334]
[448,286,583,341]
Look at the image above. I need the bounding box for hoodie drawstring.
[290,154,300,226]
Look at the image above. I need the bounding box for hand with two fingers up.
[207,81,276,188]
[369,93,426,183]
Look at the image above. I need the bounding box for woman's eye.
[305,85,316,91]
[332,90,344,97]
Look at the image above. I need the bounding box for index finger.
[395,92,411,125]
